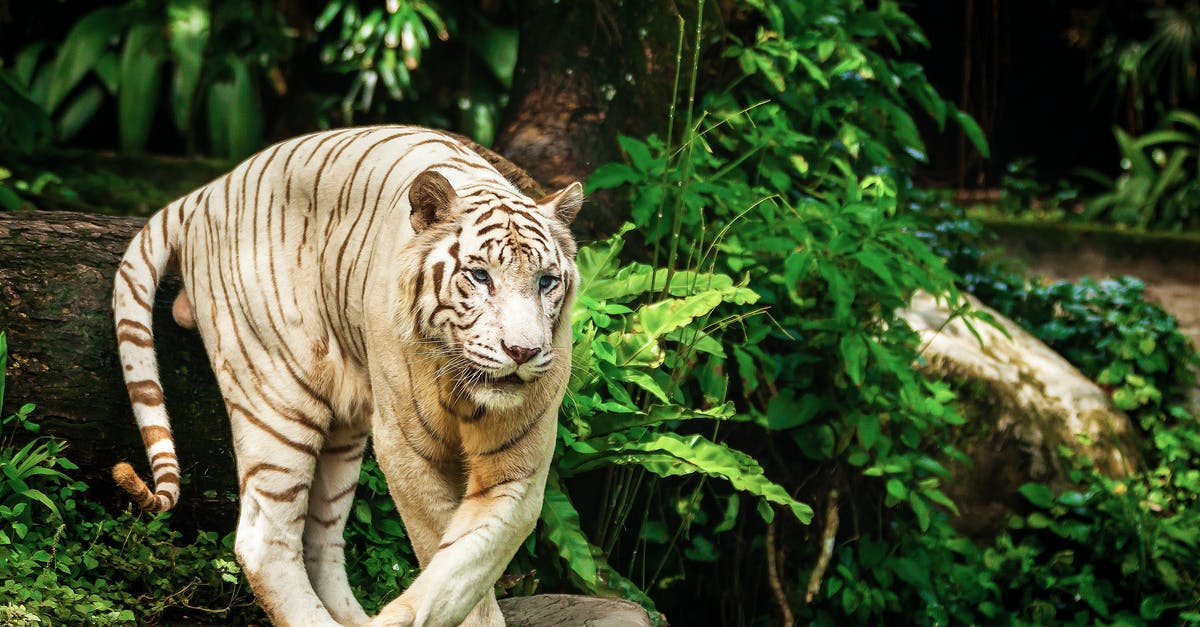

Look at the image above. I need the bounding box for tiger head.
[405,169,582,410]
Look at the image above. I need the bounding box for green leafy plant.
[345,458,418,614]
[576,1,991,622]
[313,0,516,143]
[13,0,291,158]
[1089,1,1200,132]
[0,331,263,623]
[1080,110,1200,231]
[932,213,1200,625]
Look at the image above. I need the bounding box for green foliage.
[0,332,262,623]
[1087,1,1200,132]
[1081,110,1200,231]
[576,1,993,622]
[314,0,516,143]
[931,217,1200,624]
[987,280,1200,624]
[13,0,290,158]
[345,458,418,614]
[0,68,53,154]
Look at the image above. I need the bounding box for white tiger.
[110,126,582,626]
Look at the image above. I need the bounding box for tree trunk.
[494,0,687,237]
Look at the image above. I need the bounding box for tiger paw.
[366,602,415,627]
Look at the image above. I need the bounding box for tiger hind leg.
[225,391,341,626]
[304,425,371,626]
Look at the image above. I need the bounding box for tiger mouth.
[469,369,526,386]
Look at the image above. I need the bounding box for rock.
[499,594,652,626]
[898,291,1142,537]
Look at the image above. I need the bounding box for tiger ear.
[409,169,458,232]
[536,181,584,225]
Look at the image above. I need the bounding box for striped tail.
[111,206,182,513]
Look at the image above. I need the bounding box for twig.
[766,519,794,626]
[804,489,840,604]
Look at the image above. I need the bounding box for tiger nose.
[501,341,541,365]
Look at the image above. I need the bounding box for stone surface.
[899,291,1142,537]
[499,594,652,627]
[991,223,1200,415]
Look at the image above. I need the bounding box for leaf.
[839,333,868,386]
[55,85,105,141]
[539,477,598,587]
[619,369,669,403]
[45,6,130,111]
[1017,483,1055,509]
[167,0,210,133]
[586,163,638,192]
[562,430,812,524]
[587,402,735,437]
[910,494,931,532]
[617,134,658,171]
[207,57,263,159]
[766,391,821,430]
[857,414,881,449]
[118,19,165,152]
[951,106,990,158]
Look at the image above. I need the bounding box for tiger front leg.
[370,413,556,627]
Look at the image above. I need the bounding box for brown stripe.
[464,471,533,500]
[437,523,490,550]
[118,266,151,310]
[151,458,178,473]
[227,402,319,457]
[431,261,445,294]
[258,483,308,502]
[321,442,363,455]
[308,514,341,528]
[326,483,356,503]
[140,234,158,284]
[155,472,180,486]
[150,451,177,465]
[240,462,295,494]
[159,207,170,254]
[116,319,154,348]
[140,424,171,447]
[481,414,543,456]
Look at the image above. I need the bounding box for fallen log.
[0,210,230,521]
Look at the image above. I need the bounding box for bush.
[0,331,263,623]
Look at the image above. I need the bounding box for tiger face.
[407,169,582,410]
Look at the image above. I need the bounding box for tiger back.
[111,126,583,627]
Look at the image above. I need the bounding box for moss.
[5,148,230,217]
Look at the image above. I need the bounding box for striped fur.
[111,126,582,627]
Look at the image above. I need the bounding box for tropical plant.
[576,1,995,622]
[12,0,291,158]
[1089,0,1200,132]
[313,0,516,144]
[1080,110,1200,231]
[0,331,264,623]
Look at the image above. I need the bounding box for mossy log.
[0,210,232,521]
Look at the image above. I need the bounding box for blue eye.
[470,268,491,284]
[538,275,558,291]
